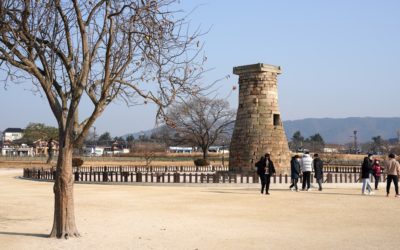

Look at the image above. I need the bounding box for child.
[372,159,383,190]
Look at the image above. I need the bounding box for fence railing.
[23,167,386,185]
[73,165,365,173]
[73,165,229,173]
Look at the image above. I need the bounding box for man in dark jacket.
[313,154,324,191]
[289,155,301,191]
[255,153,276,195]
[361,154,374,195]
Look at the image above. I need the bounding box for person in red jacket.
[372,159,384,190]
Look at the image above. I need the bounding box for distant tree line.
[289,131,325,152]
[289,130,400,155]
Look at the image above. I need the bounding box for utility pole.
[352,130,358,154]
[397,129,400,144]
[93,126,96,147]
[222,140,225,167]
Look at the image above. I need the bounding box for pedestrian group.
[255,152,400,197]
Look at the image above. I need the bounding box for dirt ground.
[1,168,400,250]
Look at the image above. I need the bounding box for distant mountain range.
[125,117,400,144]
[284,117,400,144]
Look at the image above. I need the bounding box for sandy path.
[0,169,399,250]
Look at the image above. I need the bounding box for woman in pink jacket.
[372,159,383,190]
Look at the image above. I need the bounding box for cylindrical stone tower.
[229,63,291,173]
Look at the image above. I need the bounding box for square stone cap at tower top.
[233,63,282,75]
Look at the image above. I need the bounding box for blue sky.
[1,0,399,136]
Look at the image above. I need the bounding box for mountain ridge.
[124,117,400,144]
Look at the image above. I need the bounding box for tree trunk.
[49,136,80,239]
[202,148,208,160]
[46,151,53,164]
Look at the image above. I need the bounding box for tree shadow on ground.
[202,188,390,198]
[0,231,48,238]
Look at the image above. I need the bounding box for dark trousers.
[386,175,399,195]
[259,174,271,194]
[302,171,311,190]
[316,178,323,190]
[374,175,380,190]
[290,178,299,190]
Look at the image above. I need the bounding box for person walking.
[361,155,374,195]
[313,153,324,191]
[255,155,267,195]
[263,153,276,195]
[300,151,313,191]
[372,159,383,190]
[255,153,276,195]
[385,153,400,198]
[289,155,301,191]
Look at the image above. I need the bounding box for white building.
[1,144,34,156]
[2,128,24,142]
[168,146,194,153]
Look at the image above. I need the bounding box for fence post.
[213,173,218,183]
[174,172,180,183]
[137,172,142,182]
[74,171,79,182]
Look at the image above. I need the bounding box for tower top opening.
[233,63,282,75]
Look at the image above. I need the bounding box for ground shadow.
[0,231,48,238]
[202,188,390,198]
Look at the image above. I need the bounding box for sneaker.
[266,192,270,195]
[369,192,375,195]
[318,189,322,191]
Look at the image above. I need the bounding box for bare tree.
[0,0,203,238]
[165,97,235,160]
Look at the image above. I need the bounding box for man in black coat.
[361,154,374,194]
[289,155,301,191]
[255,153,276,195]
[313,154,324,191]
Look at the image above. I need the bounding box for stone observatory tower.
[229,63,291,173]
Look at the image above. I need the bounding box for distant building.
[2,128,24,142]
[1,143,34,156]
[168,146,194,153]
[33,139,59,157]
[208,146,229,154]
[83,144,130,156]
[323,144,345,154]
